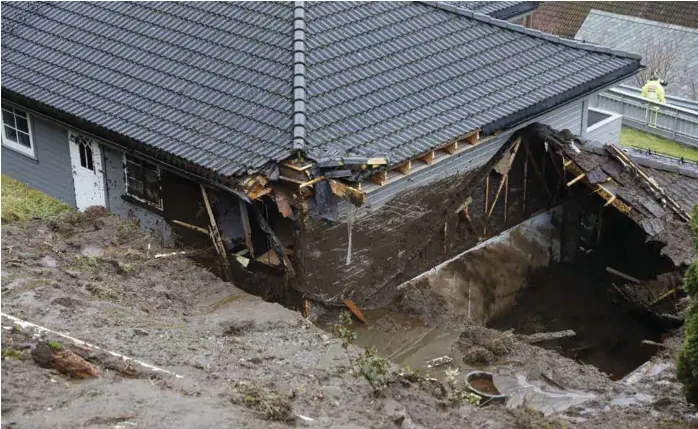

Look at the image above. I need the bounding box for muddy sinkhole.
[320,254,672,383]
[489,255,667,380]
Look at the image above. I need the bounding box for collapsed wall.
[295,131,560,307]
[396,207,562,325]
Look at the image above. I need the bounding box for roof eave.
[490,1,540,20]
[482,60,644,136]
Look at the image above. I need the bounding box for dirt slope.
[0,210,694,428]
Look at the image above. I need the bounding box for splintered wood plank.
[419,151,435,165]
[343,299,367,324]
[370,171,387,186]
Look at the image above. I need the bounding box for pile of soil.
[1,210,694,428]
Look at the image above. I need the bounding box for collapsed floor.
[2,209,696,429]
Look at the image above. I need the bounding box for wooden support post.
[504,174,509,223]
[484,174,490,215]
[444,141,458,154]
[239,199,255,258]
[566,173,586,187]
[522,141,552,197]
[486,139,521,220]
[420,151,435,165]
[397,160,412,175]
[523,153,528,214]
[200,184,232,281]
[371,170,388,186]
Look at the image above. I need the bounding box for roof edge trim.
[292,1,307,151]
[419,1,642,60]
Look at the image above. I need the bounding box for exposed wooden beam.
[396,160,412,175]
[298,176,326,189]
[487,139,522,219]
[201,185,232,280]
[504,174,509,223]
[172,219,208,235]
[370,170,388,186]
[420,150,435,165]
[465,130,480,145]
[367,157,388,166]
[444,141,458,154]
[238,199,255,259]
[566,173,586,187]
[328,179,366,206]
[523,153,528,214]
[522,141,552,197]
[282,161,313,172]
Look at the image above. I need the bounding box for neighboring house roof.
[532,1,698,39]
[576,10,698,100]
[2,1,641,180]
[442,1,540,19]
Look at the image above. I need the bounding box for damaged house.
[5,1,675,308]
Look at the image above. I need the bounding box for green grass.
[1,175,74,223]
[620,127,698,162]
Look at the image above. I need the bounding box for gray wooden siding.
[585,108,623,146]
[338,99,585,218]
[1,109,76,206]
[103,147,173,245]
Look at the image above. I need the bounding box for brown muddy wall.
[295,135,560,307]
[396,208,562,325]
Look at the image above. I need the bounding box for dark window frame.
[123,154,163,210]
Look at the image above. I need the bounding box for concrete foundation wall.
[1,108,76,207]
[397,207,562,324]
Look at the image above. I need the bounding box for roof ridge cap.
[418,1,642,60]
[292,1,307,151]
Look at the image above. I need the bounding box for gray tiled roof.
[443,1,539,19]
[1,1,641,178]
[304,2,641,162]
[1,1,294,177]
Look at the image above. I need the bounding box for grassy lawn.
[2,175,74,223]
[620,127,698,162]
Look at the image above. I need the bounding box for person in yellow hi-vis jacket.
[641,72,666,103]
[641,72,665,128]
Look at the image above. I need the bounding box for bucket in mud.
[465,371,509,403]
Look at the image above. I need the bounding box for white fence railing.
[591,88,698,148]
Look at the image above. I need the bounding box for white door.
[68,131,106,211]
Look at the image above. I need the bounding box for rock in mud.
[221,319,254,336]
[31,341,101,379]
[40,256,58,268]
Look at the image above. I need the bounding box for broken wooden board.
[273,190,294,218]
[343,298,367,324]
[328,179,365,206]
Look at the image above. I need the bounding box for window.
[70,133,95,171]
[124,155,163,209]
[2,106,35,157]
